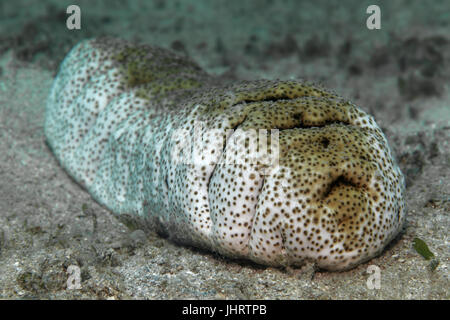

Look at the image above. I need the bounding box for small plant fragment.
[412,237,439,271]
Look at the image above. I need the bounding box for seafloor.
[0,0,448,299]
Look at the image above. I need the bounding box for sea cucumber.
[45,38,406,271]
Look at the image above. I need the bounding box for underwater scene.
[0,0,448,300]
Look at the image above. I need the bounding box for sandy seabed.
[0,0,448,299]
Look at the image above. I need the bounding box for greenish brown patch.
[113,47,156,87]
[113,45,205,100]
[126,61,154,87]
[113,46,148,62]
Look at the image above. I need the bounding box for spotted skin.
[45,38,406,271]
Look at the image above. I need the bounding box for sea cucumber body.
[45,38,406,270]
